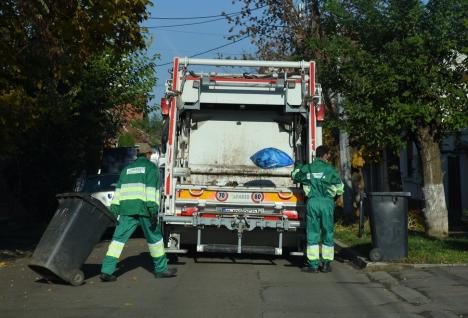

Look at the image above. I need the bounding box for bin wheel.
[69,270,85,286]
[369,248,383,262]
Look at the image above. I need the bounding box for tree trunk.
[416,127,449,238]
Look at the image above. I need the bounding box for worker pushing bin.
[29,193,116,286]
[367,192,411,262]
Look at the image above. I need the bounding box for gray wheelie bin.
[367,192,411,262]
[29,193,116,285]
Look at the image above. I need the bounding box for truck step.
[289,251,304,256]
[165,248,188,254]
[197,244,280,255]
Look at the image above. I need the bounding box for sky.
[143,0,257,106]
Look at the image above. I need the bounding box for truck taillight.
[161,98,169,116]
[181,207,198,216]
[316,104,326,121]
[282,210,299,220]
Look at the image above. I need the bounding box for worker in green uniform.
[292,145,344,273]
[100,143,177,281]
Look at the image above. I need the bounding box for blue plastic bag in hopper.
[250,147,294,169]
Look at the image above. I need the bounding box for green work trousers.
[101,215,168,275]
[305,197,335,269]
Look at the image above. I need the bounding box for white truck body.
[160,58,323,255]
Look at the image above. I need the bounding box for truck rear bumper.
[162,215,303,231]
[162,215,305,256]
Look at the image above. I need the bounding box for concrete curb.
[334,239,468,271]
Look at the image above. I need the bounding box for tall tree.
[225,0,323,59]
[313,0,467,237]
[0,0,154,219]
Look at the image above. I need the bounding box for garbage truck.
[159,57,325,256]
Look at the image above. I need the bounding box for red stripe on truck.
[165,57,180,196]
[168,57,179,146]
[309,61,316,161]
[185,76,302,83]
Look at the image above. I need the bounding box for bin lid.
[367,192,412,197]
[56,193,117,224]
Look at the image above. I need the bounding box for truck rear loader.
[159,58,325,256]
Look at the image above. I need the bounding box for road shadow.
[81,263,103,279]
[181,246,278,265]
[180,247,303,267]
[113,252,154,276]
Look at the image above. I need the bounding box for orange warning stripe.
[176,189,305,203]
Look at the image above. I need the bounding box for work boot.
[301,267,320,273]
[100,273,117,282]
[155,268,178,278]
[321,262,332,273]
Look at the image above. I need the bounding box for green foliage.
[130,116,164,146]
[118,133,136,147]
[0,0,154,219]
[311,0,468,152]
[335,222,468,264]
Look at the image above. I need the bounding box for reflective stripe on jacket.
[110,156,160,217]
[292,158,344,199]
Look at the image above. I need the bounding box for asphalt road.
[0,238,466,318]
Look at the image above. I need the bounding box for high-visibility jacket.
[110,156,160,217]
[292,158,344,198]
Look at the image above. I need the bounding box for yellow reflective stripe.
[119,183,158,202]
[306,244,320,260]
[291,168,300,178]
[148,239,165,258]
[335,183,345,195]
[121,182,146,189]
[303,185,311,196]
[328,183,345,197]
[120,193,146,201]
[112,188,121,205]
[322,245,334,261]
[106,240,125,258]
[145,187,159,203]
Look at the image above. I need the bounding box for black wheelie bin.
[367,192,412,262]
[29,193,116,285]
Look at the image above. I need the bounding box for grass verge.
[335,222,468,264]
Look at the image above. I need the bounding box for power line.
[148,6,265,20]
[148,11,238,20]
[150,29,227,37]
[156,35,250,67]
[143,17,225,29]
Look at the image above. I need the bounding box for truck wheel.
[69,270,85,286]
[369,248,383,262]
